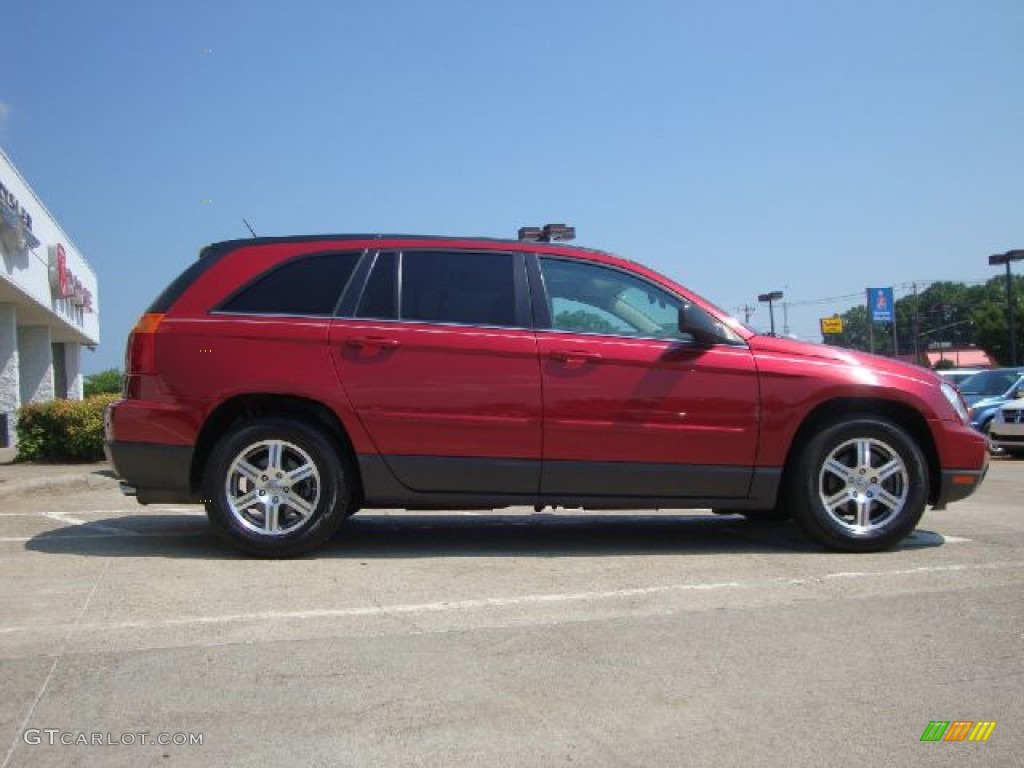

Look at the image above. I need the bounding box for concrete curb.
[0,471,119,499]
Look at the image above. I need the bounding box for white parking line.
[0,531,206,543]
[0,560,1019,637]
[0,508,202,517]
[42,511,90,526]
[1,559,110,768]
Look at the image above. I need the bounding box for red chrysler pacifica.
[104,233,988,556]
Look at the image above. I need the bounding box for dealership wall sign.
[48,243,94,312]
[0,179,33,232]
[0,179,40,253]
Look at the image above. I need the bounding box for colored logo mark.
[920,721,996,742]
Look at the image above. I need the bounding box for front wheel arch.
[781,398,940,506]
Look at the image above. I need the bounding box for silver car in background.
[990,397,1024,458]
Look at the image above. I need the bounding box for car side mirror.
[677,304,715,345]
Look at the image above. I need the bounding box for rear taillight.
[124,313,164,397]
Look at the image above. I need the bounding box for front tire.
[785,417,929,552]
[204,417,354,557]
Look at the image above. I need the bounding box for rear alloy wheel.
[204,418,353,557]
[786,417,928,552]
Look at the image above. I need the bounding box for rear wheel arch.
[191,394,363,504]
[782,398,940,505]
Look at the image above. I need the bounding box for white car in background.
[990,397,1024,458]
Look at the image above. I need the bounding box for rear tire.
[203,417,354,557]
[785,417,928,552]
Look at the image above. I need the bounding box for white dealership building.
[0,146,100,446]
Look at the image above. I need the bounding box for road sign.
[868,287,894,323]
[820,316,844,335]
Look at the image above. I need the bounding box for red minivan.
[105,234,988,556]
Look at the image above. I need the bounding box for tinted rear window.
[219,251,360,316]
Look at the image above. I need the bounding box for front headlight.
[941,382,969,424]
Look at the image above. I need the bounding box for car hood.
[746,335,938,384]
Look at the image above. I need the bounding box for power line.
[779,278,994,310]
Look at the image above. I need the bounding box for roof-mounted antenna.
[242,218,257,238]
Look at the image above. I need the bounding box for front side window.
[400,251,516,327]
[539,257,740,344]
[219,251,360,316]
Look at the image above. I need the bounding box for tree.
[84,368,123,397]
[554,310,620,335]
[830,275,1024,366]
[971,274,1024,365]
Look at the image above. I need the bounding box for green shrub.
[16,394,119,462]
[84,368,123,397]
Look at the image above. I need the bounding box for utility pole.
[892,298,899,357]
[912,283,921,366]
[988,250,1023,365]
[737,304,757,324]
[782,302,790,336]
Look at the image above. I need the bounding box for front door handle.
[345,336,400,349]
[549,350,602,363]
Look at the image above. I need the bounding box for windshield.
[959,369,1024,397]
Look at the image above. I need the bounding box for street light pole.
[758,291,784,336]
[988,249,1024,366]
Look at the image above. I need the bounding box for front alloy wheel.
[817,437,909,534]
[787,417,928,552]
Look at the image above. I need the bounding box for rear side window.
[355,252,399,319]
[219,251,360,316]
[401,251,515,327]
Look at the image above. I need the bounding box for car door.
[329,249,542,494]
[533,255,760,499]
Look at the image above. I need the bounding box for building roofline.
[0,144,98,281]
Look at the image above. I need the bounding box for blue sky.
[3,0,1022,372]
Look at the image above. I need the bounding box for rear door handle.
[345,336,400,349]
[549,350,602,362]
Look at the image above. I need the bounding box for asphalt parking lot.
[1,460,1022,767]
